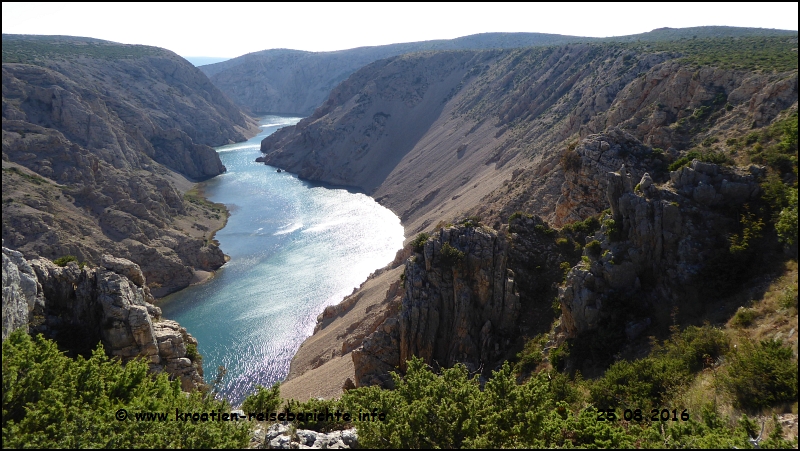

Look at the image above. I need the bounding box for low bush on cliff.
[723,339,798,411]
[2,331,249,448]
[410,232,429,252]
[667,149,730,171]
[439,242,465,267]
[52,255,78,266]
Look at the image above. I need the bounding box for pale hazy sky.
[2,2,797,58]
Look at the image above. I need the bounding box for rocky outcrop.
[2,244,44,340]
[350,224,520,387]
[559,158,763,338]
[251,422,358,449]
[555,128,657,225]
[2,244,203,390]
[2,35,253,294]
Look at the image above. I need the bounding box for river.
[158,115,404,406]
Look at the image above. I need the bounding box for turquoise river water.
[158,116,404,406]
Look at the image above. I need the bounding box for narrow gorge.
[263,34,798,400]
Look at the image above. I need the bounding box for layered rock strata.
[2,245,203,390]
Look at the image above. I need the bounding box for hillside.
[201,27,797,116]
[261,35,798,235]
[268,33,798,410]
[2,35,259,296]
[198,32,590,116]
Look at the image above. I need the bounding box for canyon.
[2,29,797,416]
[264,34,798,400]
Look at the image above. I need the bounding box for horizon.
[2,2,798,60]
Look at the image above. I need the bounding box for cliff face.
[2,35,259,295]
[2,245,203,390]
[258,39,797,237]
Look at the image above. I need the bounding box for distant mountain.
[200,27,797,115]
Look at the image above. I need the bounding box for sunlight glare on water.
[158,115,404,406]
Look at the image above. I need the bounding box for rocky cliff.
[276,33,797,395]
[2,35,259,295]
[2,245,203,390]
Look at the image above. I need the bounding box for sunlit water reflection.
[158,116,404,406]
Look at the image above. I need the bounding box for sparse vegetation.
[668,149,731,171]
[52,255,78,267]
[585,240,602,256]
[410,232,430,252]
[2,38,164,64]
[439,242,465,266]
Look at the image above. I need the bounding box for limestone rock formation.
[559,159,762,338]
[2,244,203,390]
[251,422,358,449]
[2,244,44,340]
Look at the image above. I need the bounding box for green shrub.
[723,339,798,411]
[745,132,760,146]
[549,343,569,372]
[1,331,249,448]
[508,211,533,223]
[559,261,572,277]
[728,210,764,255]
[731,307,758,327]
[590,356,690,409]
[53,255,78,266]
[585,240,602,256]
[285,396,347,432]
[241,383,282,419]
[562,216,600,236]
[555,237,569,247]
[659,324,731,372]
[460,216,481,228]
[668,149,730,171]
[778,285,798,310]
[515,335,544,375]
[184,343,201,363]
[410,233,429,253]
[775,187,797,248]
[439,242,465,267]
[534,224,555,235]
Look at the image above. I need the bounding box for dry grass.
[727,260,798,354]
[680,260,799,440]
